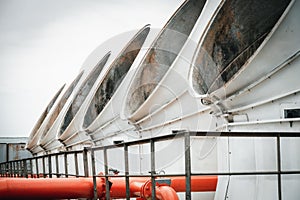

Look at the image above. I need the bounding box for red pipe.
[0,177,105,199]
[110,176,217,199]
[0,176,217,199]
[170,176,218,192]
[109,177,145,198]
[156,186,179,200]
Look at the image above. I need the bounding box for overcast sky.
[0,0,183,137]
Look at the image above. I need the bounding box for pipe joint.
[140,178,179,200]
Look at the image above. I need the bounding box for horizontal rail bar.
[89,131,300,152]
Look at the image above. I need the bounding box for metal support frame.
[42,157,46,178]
[29,159,33,178]
[35,158,39,178]
[91,149,98,200]
[23,159,28,178]
[83,147,89,177]
[184,132,191,199]
[74,152,79,177]
[48,155,52,178]
[64,153,68,178]
[124,144,130,200]
[104,148,110,200]
[277,134,282,200]
[9,162,13,177]
[55,154,60,178]
[13,162,16,177]
[150,139,156,200]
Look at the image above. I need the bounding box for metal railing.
[1,131,300,200]
[0,148,89,178]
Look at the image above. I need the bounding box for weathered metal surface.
[127,0,207,115]
[83,26,150,129]
[60,52,110,135]
[192,0,291,95]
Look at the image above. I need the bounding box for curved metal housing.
[59,53,110,135]
[190,0,291,95]
[79,25,151,145]
[124,0,207,120]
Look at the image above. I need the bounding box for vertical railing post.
[74,152,79,177]
[5,163,8,177]
[6,162,9,177]
[83,148,89,177]
[150,139,156,200]
[35,158,39,178]
[29,159,33,178]
[2,163,4,177]
[9,161,13,177]
[6,163,8,177]
[13,161,17,177]
[55,154,60,178]
[277,133,282,200]
[124,144,130,200]
[64,153,68,178]
[23,160,28,178]
[4,163,7,177]
[42,156,46,178]
[104,148,110,200]
[91,149,98,200]
[18,161,21,177]
[48,155,52,178]
[185,132,191,200]
[2,164,4,177]
[9,162,13,177]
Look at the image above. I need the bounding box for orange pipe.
[109,177,145,198]
[109,176,217,199]
[170,176,218,192]
[111,176,218,193]
[0,176,217,199]
[156,186,179,200]
[0,177,105,199]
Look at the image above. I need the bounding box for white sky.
[0,0,183,137]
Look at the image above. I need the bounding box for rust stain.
[192,0,291,94]
[83,27,150,128]
[61,53,110,134]
[128,0,207,115]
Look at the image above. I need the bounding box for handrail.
[1,131,300,200]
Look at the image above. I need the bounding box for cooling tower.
[60,25,151,148]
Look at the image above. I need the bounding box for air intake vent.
[284,109,300,119]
